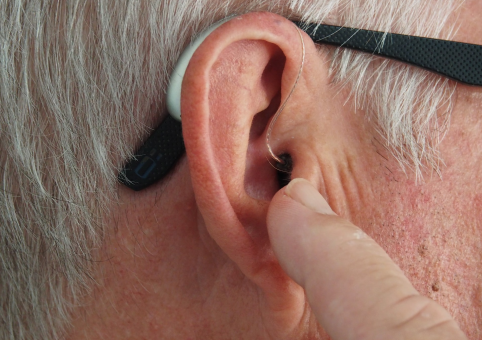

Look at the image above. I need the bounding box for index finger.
[267,178,467,340]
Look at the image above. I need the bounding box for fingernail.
[285,178,335,215]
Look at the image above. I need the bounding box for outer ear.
[181,11,326,326]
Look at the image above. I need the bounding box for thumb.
[267,178,467,340]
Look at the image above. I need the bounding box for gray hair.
[0,0,459,338]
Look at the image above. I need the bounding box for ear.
[181,11,336,327]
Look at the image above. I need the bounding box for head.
[1,0,481,339]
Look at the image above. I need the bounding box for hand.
[267,178,468,340]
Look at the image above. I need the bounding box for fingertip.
[267,180,324,285]
[284,178,335,215]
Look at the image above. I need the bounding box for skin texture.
[268,178,468,340]
[68,6,482,340]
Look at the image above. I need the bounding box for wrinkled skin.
[68,3,482,340]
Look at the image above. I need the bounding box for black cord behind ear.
[118,115,184,191]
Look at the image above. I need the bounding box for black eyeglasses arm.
[293,22,482,86]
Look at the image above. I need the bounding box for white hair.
[0,0,460,338]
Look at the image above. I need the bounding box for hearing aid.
[167,16,237,121]
[119,16,238,191]
[119,15,304,190]
[120,15,482,191]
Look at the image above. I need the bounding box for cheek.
[351,173,482,336]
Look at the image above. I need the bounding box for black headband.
[119,21,482,191]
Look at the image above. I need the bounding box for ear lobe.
[180,12,314,324]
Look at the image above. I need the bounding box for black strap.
[293,22,482,86]
[118,115,185,191]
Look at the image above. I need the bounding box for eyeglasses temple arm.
[293,22,482,86]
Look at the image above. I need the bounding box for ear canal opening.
[276,153,293,188]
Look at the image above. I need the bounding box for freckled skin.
[332,85,482,338]
[283,80,482,338]
[67,8,482,340]
[279,19,482,333]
